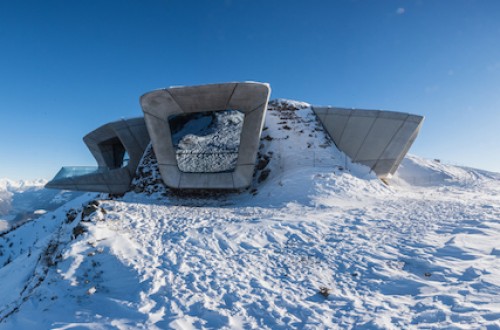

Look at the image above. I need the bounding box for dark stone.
[258,169,271,183]
[82,203,99,219]
[319,287,330,298]
[72,224,87,239]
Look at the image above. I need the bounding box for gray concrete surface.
[46,117,150,193]
[141,82,270,189]
[312,106,424,178]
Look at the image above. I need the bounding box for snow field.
[0,101,499,329]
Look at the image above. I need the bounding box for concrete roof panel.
[312,106,424,178]
[321,113,350,145]
[355,118,403,161]
[141,90,183,121]
[351,109,380,117]
[377,111,410,120]
[228,83,270,112]
[337,116,376,159]
[167,83,238,113]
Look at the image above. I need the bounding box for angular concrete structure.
[140,82,270,189]
[312,106,424,178]
[46,81,424,194]
[46,117,150,193]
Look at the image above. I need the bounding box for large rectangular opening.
[168,109,244,173]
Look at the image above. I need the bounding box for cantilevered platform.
[46,117,150,194]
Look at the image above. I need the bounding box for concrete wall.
[46,117,150,193]
[312,107,424,178]
[140,82,270,189]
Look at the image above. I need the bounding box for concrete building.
[46,118,150,194]
[46,82,423,194]
[140,82,270,189]
[312,106,424,179]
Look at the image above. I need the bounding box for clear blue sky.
[1,0,499,180]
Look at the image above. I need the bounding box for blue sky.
[1,0,499,180]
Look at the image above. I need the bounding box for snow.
[171,110,244,173]
[0,179,83,233]
[0,178,47,191]
[0,101,499,329]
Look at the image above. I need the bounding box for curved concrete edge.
[83,123,117,168]
[46,167,132,194]
[141,82,271,189]
[312,106,424,178]
[46,117,150,194]
[83,117,149,172]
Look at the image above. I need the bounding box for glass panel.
[122,151,130,167]
[169,109,244,173]
[51,166,108,181]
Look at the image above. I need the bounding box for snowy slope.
[0,101,499,329]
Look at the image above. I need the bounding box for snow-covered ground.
[0,101,499,329]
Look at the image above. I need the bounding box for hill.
[0,101,499,329]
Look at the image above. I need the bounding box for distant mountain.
[0,179,83,232]
[0,178,47,191]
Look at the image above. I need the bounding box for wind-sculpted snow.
[0,102,499,329]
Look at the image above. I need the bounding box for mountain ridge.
[0,100,499,329]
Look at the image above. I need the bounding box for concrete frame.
[312,106,424,178]
[140,82,270,189]
[46,117,150,193]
